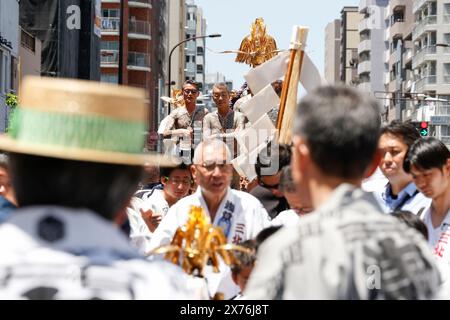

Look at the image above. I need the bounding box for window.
[197,47,204,55]
[21,29,35,53]
[101,41,119,51]
[196,65,203,73]
[102,9,119,18]
[101,73,118,84]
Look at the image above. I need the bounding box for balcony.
[128,20,151,40]
[412,45,436,69]
[390,19,405,38]
[413,0,429,14]
[359,18,370,32]
[358,39,371,53]
[403,47,413,63]
[186,20,196,31]
[391,0,408,10]
[359,0,373,13]
[101,17,120,35]
[415,75,437,92]
[100,50,119,67]
[358,82,372,93]
[128,0,152,9]
[412,15,437,39]
[358,61,371,74]
[127,52,150,71]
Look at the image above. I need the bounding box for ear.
[291,136,310,183]
[161,176,168,186]
[190,165,197,181]
[364,149,382,179]
[445,158,450,176]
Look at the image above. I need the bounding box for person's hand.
[140,208,162,233]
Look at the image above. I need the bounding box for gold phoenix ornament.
[160,89,185,109]
[235,17,278,68]
[150,206,251,278]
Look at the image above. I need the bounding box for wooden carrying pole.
[277,26,309,145]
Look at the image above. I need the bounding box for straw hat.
[0,76,173,166]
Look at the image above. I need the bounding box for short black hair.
[9,153,143,220]
[380,120,421,149]
[160,163,190,179]
[230,239,257,275]
[293,85,381,179]
[403,137,450,173]
[392,210,429,241]
[182,80,199,90]
[255,226,282,252]
[255,142,291,178]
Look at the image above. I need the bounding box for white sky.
[195,0,360,89]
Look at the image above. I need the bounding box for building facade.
[167,0,186,96]
[410,0,450,144]
[325,19,342,84]
[382,0,415,122]
[185,0,206,92]
[340,7,363,85]
[0,0,19,132]
[357,0,389,96]
[100,0,168,149]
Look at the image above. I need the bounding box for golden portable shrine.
[150,206,252,279]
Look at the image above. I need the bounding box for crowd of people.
[0,75,448,300]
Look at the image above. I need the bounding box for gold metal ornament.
[160,89,185,108]
[235,17,278,68]
[150,206,252,278]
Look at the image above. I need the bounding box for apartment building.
[185,0,206,92]
[411,0,450,143]
[340,7,363,85]
[100,0,169,147]
[0,0,19,132]
[357,0,389,97]
[383,0,414,122]
[325,19,342,83]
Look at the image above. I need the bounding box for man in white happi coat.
[149,139,271,298]
[127,164,191,255]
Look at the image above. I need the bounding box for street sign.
[430,115,450,125]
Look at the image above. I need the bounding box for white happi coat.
[149,187,271,250]
[148,187,271,299]
[0,206,199,300]
[127,189,170,255]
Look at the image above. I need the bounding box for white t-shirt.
[270,209,300,227]
[421,207,450,253]
[127,189,169,256]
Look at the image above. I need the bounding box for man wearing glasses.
[162,80,207,162]
[250,142,291,219]
[127,164,192,256]
[149,139,271,299]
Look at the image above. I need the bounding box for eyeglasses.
[199,163,231,172]
[183,89,198,95]
[212,93,229,99]
[165,177,192,185]
[258,180,279,190]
